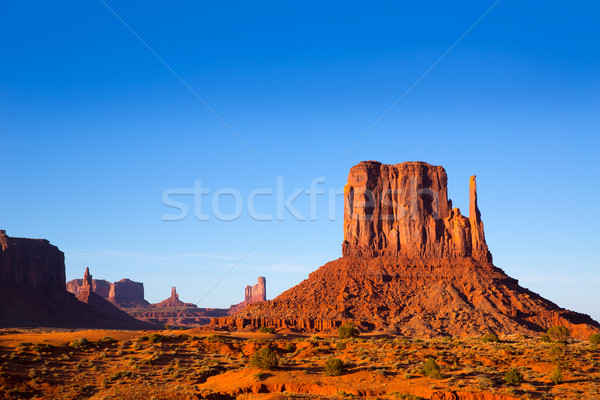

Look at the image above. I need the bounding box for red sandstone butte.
[123,278,267,327]
[0,230,153,329]
[74,267,152,328]
[342,161,491,262]
[0,229,65,291]
[212,161,600,339]
[67,276,149,307]
[229,277,267,314]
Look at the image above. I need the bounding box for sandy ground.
[0,328,598,399]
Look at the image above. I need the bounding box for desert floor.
[0,328,598,399]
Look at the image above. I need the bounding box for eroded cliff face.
[66,276,148,307]
[212,161,600,339]
[0,233,153,329]
[0,230,65,291]
[342,161,491,262]
[108,279,146,306]
[245,277,266,303]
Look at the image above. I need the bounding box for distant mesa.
[0,229,65,291]
[229,277,267,314]
[67,274,149,308]
[213,161,600,339]
[153,286,197,308]
[73,267,152,328]
[0,230,153,329]
[115,278,267,328]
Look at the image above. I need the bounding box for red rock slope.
[212,161,599,339]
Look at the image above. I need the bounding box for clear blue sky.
[1,1,599,321]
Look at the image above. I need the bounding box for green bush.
[285,342,296,352]
[540,334,551,343]
[100,336,117,344]
[249,347,279,370]
[259,327,275,334]
[549,366,563,384]
[336,341,347,351]
[419,357,442,379]
[547,326,570,343]
[338,323,359,339]
[481,333,500,343]
[390,393,424,400]
[324,357,345,376]
[148,334,167,343]
[69,338,89,349]
[590,333,600,346]
[504,368,524,385]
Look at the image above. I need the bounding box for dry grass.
[0,330,598,399]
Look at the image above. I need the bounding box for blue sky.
[1,1,599,321]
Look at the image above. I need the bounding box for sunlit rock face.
[342,161,491,263]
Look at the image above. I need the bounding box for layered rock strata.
[67,276,148,307]
[342,161,491,262]
[212,161,600,339]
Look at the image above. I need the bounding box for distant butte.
[212,161,600,339]
[117,278,267,328]
[67,275,149,308]
[0,230,153,329]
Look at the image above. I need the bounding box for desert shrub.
[549,366,563,384]
[249,347,279,370]
[540,334,551,343]
[17,342,33,349]
[336,341,347,351]
[590,333,600,346]
[285,342,296,352]
[548,345,565,361]
[69,338,89,349]
[324,357,344,376]
[259,327,275,334]
[419,357,442,379]
[109,371,131,381]
[253,371,267,381]
[477,375,494,388]
[338,323,359,339]
[481,333,500,343]
[100,336,117,344]
[206,334,228,343]
[504,368,524,385]
[148,334,167,343]
[547,326,570,343]
[390,393,424,400]
[177,334,191,341]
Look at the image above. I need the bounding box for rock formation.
[0,229,65,291]
[67,276,149,307]
[0,230,153,329]
[342,161,491,262]
[245,277,267,303]
[123,286,226,327]
[109,279,147,306]
[72,267,154,328]
[229,277,268,313]
[212,161,600,339]
[154,287,197,308]
[123,278,267,327]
